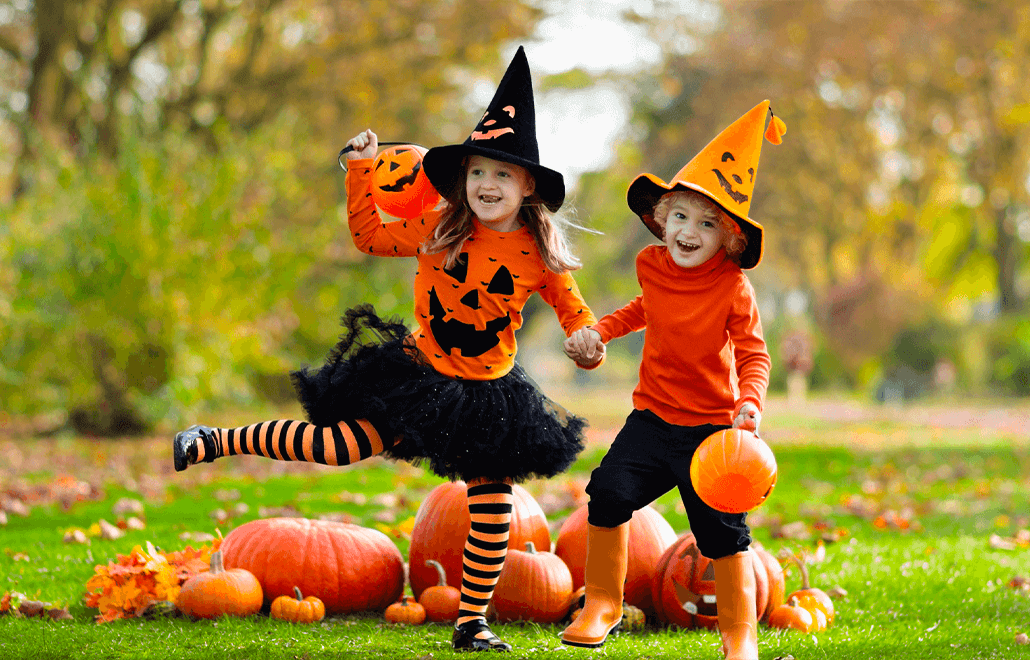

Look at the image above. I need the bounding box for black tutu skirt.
[289,304,586,483]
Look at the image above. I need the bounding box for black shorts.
[585,408,751,559]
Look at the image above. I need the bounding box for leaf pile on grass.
[83,537,221,623]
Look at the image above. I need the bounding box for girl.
[560,101,785,660]
[172,46,600,652]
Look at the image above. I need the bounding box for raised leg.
[172,418,391,472]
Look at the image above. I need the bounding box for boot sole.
[560,621,621,648]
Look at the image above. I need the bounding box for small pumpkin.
[783,551,834,627]
[270,586,326,624]
[492,541,573,624]
[175,550,263,619]
[419,560,461,623]
[384,596,426,625]
[690,428,777,513]
[767,595,815,633]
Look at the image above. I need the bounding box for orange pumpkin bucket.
[370,144,440,218]
[689,428,777,513]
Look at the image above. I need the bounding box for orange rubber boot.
[559,523,629,648]
[713,552,759,660]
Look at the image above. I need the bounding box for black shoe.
[173,425,217,472]
[452,620,511,652]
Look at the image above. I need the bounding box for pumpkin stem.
[293,586,303,601]
[426,559,448,587]
[209,549,224,575]
[524,541,537,554]
[786,552,811,589]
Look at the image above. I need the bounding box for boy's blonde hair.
[422,157,583,273]
[652,190,748,264]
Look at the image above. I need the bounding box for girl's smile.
[466,155,535,232]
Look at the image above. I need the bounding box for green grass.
[3,395,1030,658]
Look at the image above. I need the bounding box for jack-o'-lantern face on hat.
[471,106,517,142]
[427,252,515,358]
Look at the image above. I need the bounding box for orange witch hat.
[627,100,786,269]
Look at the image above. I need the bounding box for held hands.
[732,402,761,434]
[345,129,378,161]
[563,328,605,367]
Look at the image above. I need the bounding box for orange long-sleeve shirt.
[592,245,771,426]
[346,158,598,381]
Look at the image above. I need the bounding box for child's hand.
[345,129,378,160]
[563,328,605,366]
[732,403,761,434]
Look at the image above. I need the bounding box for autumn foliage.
[83,537,222,623]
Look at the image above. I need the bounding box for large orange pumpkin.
[492,541,573,624]
[220,518,404,615]
[370,144,440,218]
[650,532,770,630]
[407,481,551,600]
[690,429,777,513]
[553,504,676,615]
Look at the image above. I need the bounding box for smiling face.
[465,155,535,232]
[657,192,729,269]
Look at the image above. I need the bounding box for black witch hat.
[422,46,565,212]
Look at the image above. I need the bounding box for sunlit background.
[2,0,1029,436]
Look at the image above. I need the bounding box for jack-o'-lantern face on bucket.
[427,252,515,358]
[371,145,440,218]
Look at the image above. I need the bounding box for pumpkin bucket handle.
[338,141,427,172]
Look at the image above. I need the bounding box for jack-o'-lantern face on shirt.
[465,155,535,232]
[427,251,517,358]
[663,198,728,269]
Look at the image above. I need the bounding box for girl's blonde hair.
[422,157,584,273]
[652,190,748,264]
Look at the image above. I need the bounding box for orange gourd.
[407,481,551,600]
[554,504,676,615]
[371,145,440,218]
[175,550,263,619]
[270,587,326,624]
[220,518,404,615]
[784,552,834,627]
[492,542,573,624]
[384,596,426,625]
[419,560,461,623]
[767,595,816,633]
[690,428,777,513]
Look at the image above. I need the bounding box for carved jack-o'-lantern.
[427,252,515,358]
[371,145,440,219]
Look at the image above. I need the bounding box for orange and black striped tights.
[191,420,515,629]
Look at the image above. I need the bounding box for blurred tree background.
[2,0,1029,435]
